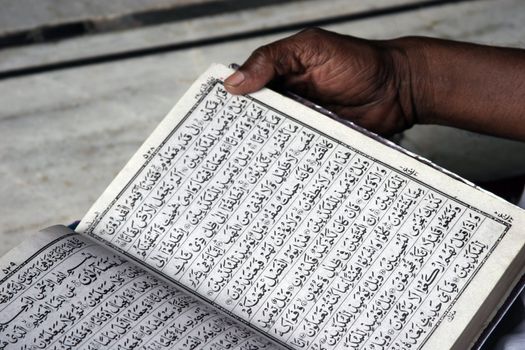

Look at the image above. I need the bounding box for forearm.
[391,37,525,140]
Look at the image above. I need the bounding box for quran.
[1,64,524,350]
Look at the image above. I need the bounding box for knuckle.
[249,45,274,67]
[298,27,325,38]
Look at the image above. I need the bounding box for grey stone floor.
[0,0,219,34]
[1,0,525,255]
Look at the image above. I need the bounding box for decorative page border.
[0,233,78,284]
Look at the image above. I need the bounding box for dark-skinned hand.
[224,28,525,141]
[224,28,415,136]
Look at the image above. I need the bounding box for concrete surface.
[1,0,525,255]
[0,0,219,34]
[0,0,411,71]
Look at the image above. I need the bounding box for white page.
[78,64,525,350]
[0,226,276,349]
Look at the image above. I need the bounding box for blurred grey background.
[1,0,525,255]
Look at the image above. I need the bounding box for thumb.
[224,37,300,95]
[225,46,278,95]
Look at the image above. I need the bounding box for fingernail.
[225,71,245,87]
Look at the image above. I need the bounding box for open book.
[1,64,524,350]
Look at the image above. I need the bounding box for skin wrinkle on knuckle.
[274,43,294,75]
[275,56,289,76]
[277,37,307,74]
[246,45,274,73]
[249,49,269,69]
[298,27,321,38]
[300,27,326,41]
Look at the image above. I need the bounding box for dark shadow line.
[0,0,304,49]
[0,0,474,81]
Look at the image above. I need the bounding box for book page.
[78,64,525,350]
[0,226,276,349]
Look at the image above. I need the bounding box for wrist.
[382,37,435,127]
